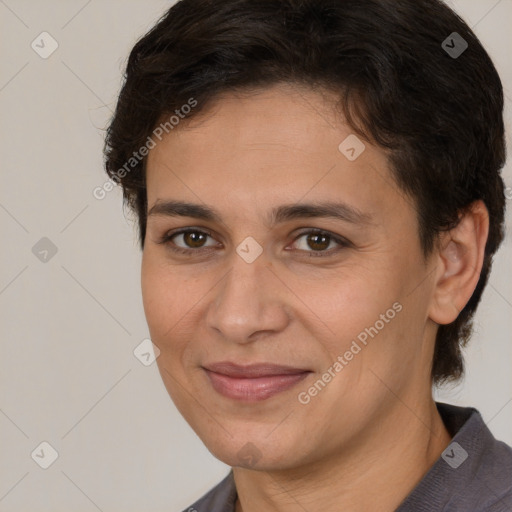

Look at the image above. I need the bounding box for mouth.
[202,362,312,402]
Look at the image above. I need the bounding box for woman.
[104,0,512,510]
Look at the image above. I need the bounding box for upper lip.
[203,362,311,378]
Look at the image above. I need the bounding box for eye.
[290,229,349,257]
[159,228,219,254]
[158,227,350,258]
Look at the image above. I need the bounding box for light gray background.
[1,1,511,511]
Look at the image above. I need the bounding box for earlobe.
[428,201,489,325]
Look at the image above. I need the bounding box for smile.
[202,362,312,401]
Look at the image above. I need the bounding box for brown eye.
[160,228,219,254]
[291,229,349,257]
[305,233,331,251]
[181,231,208,248]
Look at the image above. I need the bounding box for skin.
[141,83,489,512]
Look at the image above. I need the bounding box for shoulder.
[181,470,237,512]
[468,434,512,511]
[446,403,512,509]
[397,402,512,512]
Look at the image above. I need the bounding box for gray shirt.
[183,402,512,511]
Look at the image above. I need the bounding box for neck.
[233,399,452,512]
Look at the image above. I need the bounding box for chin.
[202,430,308,471]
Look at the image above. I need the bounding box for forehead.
[151,84,367,165]
[145,84,407,225]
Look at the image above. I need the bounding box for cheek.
[141,254,166,335]
[289,264,400,348]
[141,254,196,407]
[291,260,421,393]
[141,251,213,361]
[141,253,187,344]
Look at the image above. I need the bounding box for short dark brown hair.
[104,0,506,385]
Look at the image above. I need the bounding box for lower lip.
[204,370,310,401]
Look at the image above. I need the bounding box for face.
[142,83,439,471]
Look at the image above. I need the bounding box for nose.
[205,253,290,345]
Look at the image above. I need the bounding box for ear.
[428,200,489,325]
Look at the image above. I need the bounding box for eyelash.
[158,228,350,258]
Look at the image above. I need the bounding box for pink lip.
[202,362,311,401]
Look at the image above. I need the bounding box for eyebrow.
[147,200,373,226]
